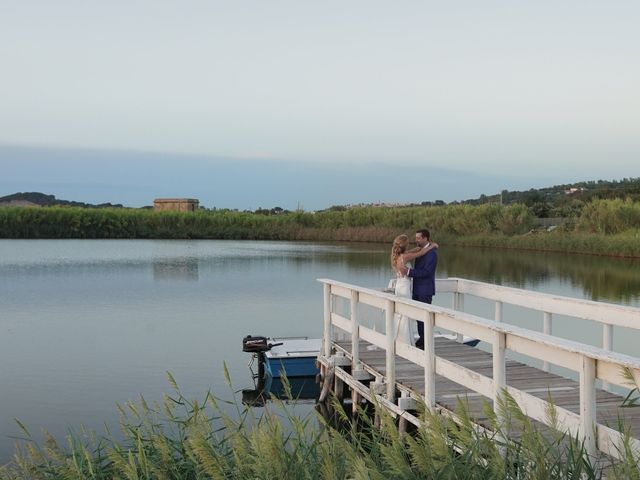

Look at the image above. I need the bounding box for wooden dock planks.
[334,337,640,438]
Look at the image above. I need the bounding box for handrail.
[318,277,640,460]
[445,277,640,330]
[319,278,640,370]
[436,276,640,379]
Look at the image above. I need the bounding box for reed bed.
[2,369,639,479]
[1,200,639,257]
[0,203,536,240]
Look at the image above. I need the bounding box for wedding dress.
[394,262,418,345]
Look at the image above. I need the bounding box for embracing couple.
[390,229,438,349]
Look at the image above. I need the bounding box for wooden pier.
[316,278,640,461]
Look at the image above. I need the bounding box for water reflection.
[242,377,320,407]
[153,257,199,281]
[440,246,640,303]
[271,242,640,304]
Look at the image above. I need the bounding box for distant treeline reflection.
[441,246,640,303]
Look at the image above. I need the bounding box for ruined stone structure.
[153,198,199,212]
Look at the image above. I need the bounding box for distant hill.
[459,177,640,207]
[0,192,123,209]
[318,177,640,219]
[451,177,640,218]
[3,177,640,214]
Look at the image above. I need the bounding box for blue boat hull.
[267,357,319,378]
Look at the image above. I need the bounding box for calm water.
[1,239,639,461]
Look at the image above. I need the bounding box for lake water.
[1,239,639,462]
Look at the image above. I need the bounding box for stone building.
[153,198,200,212]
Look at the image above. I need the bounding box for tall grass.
[576,198,640,235]
[1,200,639,257]
[2,371,639,479]
[0,203,536,240]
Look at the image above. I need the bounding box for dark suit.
[408,248,437,346]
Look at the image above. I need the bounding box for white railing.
[319,278,640,459]
[439,277,640,352]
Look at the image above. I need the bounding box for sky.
[1,1,638,210]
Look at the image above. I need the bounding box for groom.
[404,229,438,349]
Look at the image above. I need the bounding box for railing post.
[323,283,332,357]
[453,292,464,342]
[603,324,613,352]
[495,301,503,323]
[385,299,396,402]
[579,355,597,457]
[492,330,506,416]
[424,311,436,408]
[602,324,613,390]
[542,312,552,371]
[351,290,360,371]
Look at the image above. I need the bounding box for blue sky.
[1,1,638,209]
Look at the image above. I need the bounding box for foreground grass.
[2,371,639,479]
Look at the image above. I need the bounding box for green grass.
[2,370,640,479]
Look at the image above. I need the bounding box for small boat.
[242,335,321,405]
[265,337,322,378]
[242,335,321,378]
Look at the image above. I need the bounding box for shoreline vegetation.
[3,372,640,479]
[1,199,639,258]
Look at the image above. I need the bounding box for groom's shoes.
[415,339,424,350]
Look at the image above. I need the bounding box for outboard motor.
[242,335,270,353]
[242,335,282,399]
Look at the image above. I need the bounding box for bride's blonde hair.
[390,234,409,268]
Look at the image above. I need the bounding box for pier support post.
[318,360,335,403]
[453,292,464,342]
[398,393,417,438]
[371,378,385,429]
[351,290,360,372]
[334,375,345,403]
[424,311,436,409]
[579,355,597,457]
[602,324,613,390]
[492,331,507,417]
[351,389,360,414]
[495,301,503,323]
[385,299,396,403]
[603,324,613,352]
[323,284,332,357]
[542,312,552,372]
[399,415,408,437]
[329,353,350,403]
[492,330,508,455]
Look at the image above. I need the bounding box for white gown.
[394,263,418,344]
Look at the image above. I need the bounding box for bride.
[391,234,438,345]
